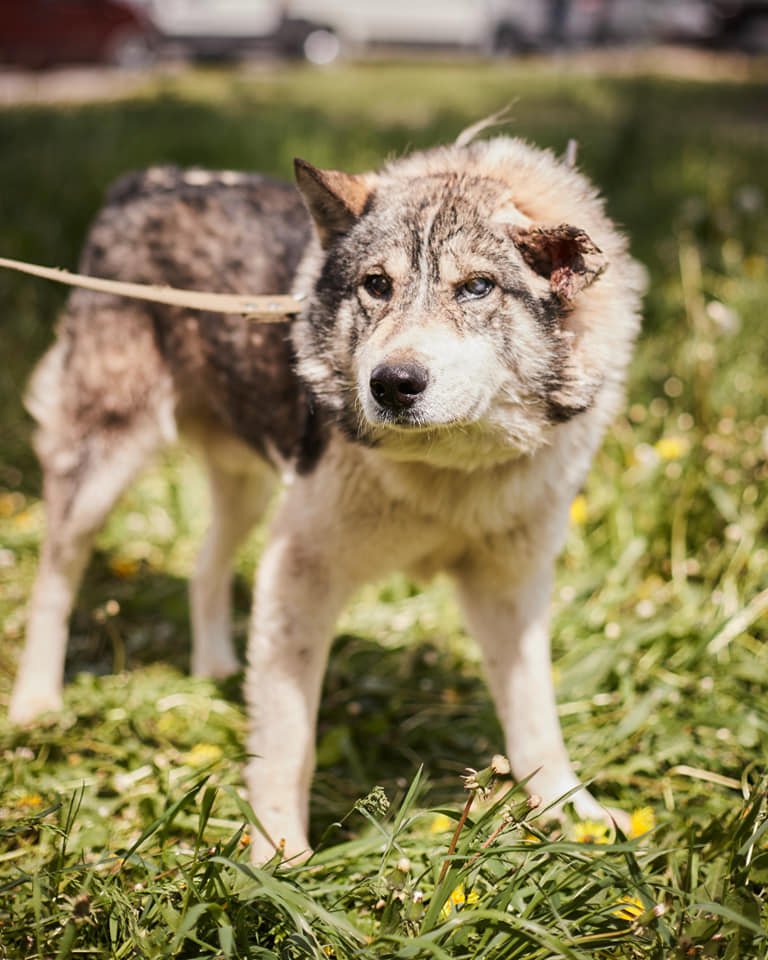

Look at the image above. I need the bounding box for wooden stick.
[0,256,304,320]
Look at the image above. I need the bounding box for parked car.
[629,0,768,51]
[280,0,722,57]
[708,0,768,51]
[136,0,607,62]
[0,0,158,68]
[286,0,547,56]
[131,0,332,61]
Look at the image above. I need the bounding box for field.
[0,55,767,958]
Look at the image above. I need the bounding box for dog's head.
[291,136,641,469]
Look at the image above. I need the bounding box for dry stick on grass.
[0,256,304,320]
[438,756,513,883]
[438,792,476,885]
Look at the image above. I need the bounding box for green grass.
[1,57,767,958]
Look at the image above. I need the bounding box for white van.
[288,0,547,58]
[138,0,547,61]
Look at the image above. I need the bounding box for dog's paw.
[535,785,631,837]
[249,834,313,867]
[8,686,63,725]
[190,652,241,680]
[567,790,632,836]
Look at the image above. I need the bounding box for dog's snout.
[370,362,429,411]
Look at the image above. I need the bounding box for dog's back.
[29,166,316,470]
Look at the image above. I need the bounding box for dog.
[9,131,643,860]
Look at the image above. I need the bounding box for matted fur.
[10,135,643,860]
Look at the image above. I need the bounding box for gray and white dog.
[9,131,643,860]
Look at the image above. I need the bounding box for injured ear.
[511,224,607,304]
[294,159,373,248]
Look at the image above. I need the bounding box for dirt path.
[0,47,764,107]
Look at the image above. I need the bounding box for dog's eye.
[457,276,495,301]
[362,273,392,300]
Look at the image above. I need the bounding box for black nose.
[369,362,429,411]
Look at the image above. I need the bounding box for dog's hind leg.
[9,324,172,724]
[190,456,275,679]
[8,418,166,724]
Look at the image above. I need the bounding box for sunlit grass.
[0,59,766,957]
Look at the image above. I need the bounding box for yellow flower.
[108,556,140,579]
[0,493,22,517]
[440,884,479,920]
[629,806,655,838]
[572,819,611,844]
[430,813,454,834]
[18,793,43,809]
[613,896,644,922]
[181,743,222,768]
[13,509,38,531]
[569,494,588,525]
[654,436,687,461]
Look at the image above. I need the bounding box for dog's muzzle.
[369,362,429,413]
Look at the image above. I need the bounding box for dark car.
[0,0,157,68]
[709,0,768,50]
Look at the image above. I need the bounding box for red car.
[0,0,157,68]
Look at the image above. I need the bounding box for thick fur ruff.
[10,136,644,860]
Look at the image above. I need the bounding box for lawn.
[0,56,767,958]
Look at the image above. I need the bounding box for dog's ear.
[511,224,607,305]
[294,158,371,248]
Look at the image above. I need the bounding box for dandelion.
[0,492,20,517]
[108,556,140,579]
[13,509,38,531]
[613,896,644,922]
[439,884,479,921]
[654,436,688,461]
[569,494,588,525]
[430,813,454,834]
[629,806,656,838]
[181,743,222,768]
[490,755,511,776]
[18,793,44,809]
[461,754,511,799]
[439,756,512,883]
[572,819,611,844]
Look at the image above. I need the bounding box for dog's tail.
[24,339,65,430]
[454,107,514,148]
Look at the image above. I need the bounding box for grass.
[0,55,767,957]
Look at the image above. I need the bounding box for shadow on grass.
[62,554,499,836]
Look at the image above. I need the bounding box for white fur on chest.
[276,418,598,587]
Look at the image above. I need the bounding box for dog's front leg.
[455,555,609,823]
[243,517,354,863]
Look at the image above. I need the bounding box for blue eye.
[457,276,495,301]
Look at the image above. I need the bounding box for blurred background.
[2,0,768,72]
